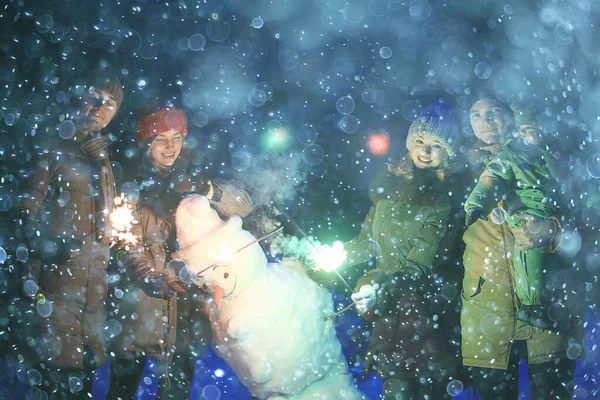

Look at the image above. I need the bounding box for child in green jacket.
[464,104,559,330]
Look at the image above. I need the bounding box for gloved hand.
[505,190,527,214]
[465,207,485,227]
[149,273,186,299]
[80,136,109,161]
[351,284,377,314]
[209,180,253,217]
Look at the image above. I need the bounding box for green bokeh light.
[259,127,292,152]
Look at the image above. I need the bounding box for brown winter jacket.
[110,207,177,363]
[109,150,252,361]
[16,138,111,368]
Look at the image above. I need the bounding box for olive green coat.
[344,171,456,379]
[348,195,451,285]
[465,139,559,221]
[461,141,579,370]
[460,215,573,369]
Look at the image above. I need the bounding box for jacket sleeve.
[342,205,378,268]
[350,206,388,293]
[354,199,452,294]
[15,152,53,285]
[116,207,171,298]
[18,153,51,216]
[465,150,514,215]
[209,178,253,217]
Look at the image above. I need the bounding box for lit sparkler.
[106,194,138,247]
[276,210,356,320]
[309,241,347,273]
[277,210,354,293]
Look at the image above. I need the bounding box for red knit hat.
[136,108,188,143]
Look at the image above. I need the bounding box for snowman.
[172,194,364,400]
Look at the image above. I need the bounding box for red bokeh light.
[368,133,390,156]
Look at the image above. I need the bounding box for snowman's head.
[174,194,267,311]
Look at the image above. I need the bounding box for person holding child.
[464,100,560,330]
[461,96,581,400]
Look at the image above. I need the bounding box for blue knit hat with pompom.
[406,99,459,158]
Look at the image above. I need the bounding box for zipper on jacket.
[500,222,520,350]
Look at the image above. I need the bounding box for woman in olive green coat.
[340,100,464,400]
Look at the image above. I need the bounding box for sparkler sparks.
[107,194,138,246]
[309,241,347,272]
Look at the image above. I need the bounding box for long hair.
[388,153,451,182]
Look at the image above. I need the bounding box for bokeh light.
[367,133,389,156]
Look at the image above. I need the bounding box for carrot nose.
[214,285,224,312]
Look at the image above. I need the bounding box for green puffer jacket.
[344,169,461,380]
[461,143,581,370]
[465,139,559,221]
[348,192,451,282]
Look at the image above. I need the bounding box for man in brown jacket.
[11,74,123,399]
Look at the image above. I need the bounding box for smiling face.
[148,130,185,170]
[409,134,447,170]
[78,90,118,134]
[469,98,512,145]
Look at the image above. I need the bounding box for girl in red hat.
[107,107,253,400]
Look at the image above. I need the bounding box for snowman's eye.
[224,273,229,279]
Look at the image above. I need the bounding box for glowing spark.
[107,195,138,245]
[310,241,347,272]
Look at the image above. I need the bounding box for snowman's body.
[174,195,363,399]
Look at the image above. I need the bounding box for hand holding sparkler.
[325,284,377,321]
[351,285,377,313]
